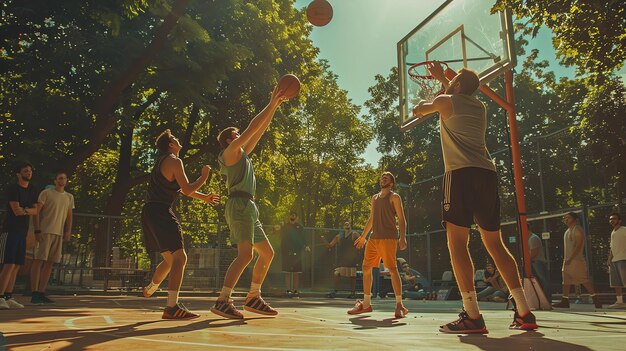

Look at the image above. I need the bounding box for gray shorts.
[609,260,626,288]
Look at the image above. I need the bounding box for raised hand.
[427,61,445,80]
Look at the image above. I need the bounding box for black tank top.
[146,154,180,205]
[337,231,359,267]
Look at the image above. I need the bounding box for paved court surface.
[1,295,625,351]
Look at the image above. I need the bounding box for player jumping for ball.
[412,62,538,333]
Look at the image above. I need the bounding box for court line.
[64,315,115,329]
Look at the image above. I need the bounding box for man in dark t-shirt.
[0,162,40,310]
[280,212,309,297]
[327,222,361,298]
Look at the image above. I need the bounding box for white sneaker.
[607,302,626,309]
[5,298,24,309]
[0,298,9,310]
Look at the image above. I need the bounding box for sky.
[292,0,615,166]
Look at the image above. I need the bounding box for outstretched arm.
[412,95,452,119]
[187,191,220,204]
[223,87,286,164]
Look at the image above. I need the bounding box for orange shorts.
[362,239,398,269]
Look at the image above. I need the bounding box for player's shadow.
[459,331,593,351]
[7,318,215,351]
[348,316,407,330]
[205,316,273,328]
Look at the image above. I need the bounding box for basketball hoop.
[408,61,449,101]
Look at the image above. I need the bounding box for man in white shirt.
[31,172,74,305]
[608,212,626,309]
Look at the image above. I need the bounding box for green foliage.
[492,0,626,81]
[0,0,376,263]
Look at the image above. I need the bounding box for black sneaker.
[552,298,570,308]
[509,310,539,330]
[592,295,602,309]
[210,299,243,319]
[41,295,55,304]
[326,291,336,298]
[439,310,488,334]
[292,290,300,298]
[31,293,44,306]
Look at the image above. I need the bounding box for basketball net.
[408,61,448,102]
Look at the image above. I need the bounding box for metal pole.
[310,230,315,289]
[426,233,432,284]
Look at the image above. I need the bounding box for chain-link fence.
[1,200,621,296]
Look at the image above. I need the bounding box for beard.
[20,174,31,182]
[380,183,392,189]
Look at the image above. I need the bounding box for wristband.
[34,230,42,234]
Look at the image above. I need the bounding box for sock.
[218,286,233,301]
[461,291,480,319]
[617,295,624,304]
[363,294,371,308]
[4,292,13,300]
[248,282,261,297]
[395,294,403,304]
[510,287,531,316]
[167,290,179,307]
[145,281,159,295]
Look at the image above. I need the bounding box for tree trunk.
[61,0,192,176]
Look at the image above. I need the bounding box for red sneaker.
[395,303,409,318]
[347,300,373,315]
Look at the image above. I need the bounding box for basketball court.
[0,295,625,351]
[1,1,624,350]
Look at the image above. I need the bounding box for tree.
[492,0,626,81]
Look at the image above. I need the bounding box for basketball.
[306,0,333,27]
[277,74,301,99]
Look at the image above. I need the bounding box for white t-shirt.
[610,226,626,262]
[38,188,75,235]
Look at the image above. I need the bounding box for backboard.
[398,0,516,131]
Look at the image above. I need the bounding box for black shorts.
[282,250,303,273]
[282,250,302,273]
[0,231,27,265]
[442,167,500,231]
[141,202,184,253]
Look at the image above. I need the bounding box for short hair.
[456,68,480,95]
[382,171,395,185]
[610,212,622,220]
[217,127,239,149]
[290,211,297,216]
[14,161,33,174]
[155,129,173,154]
[54,171,68,179]
[566,212,579,220]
